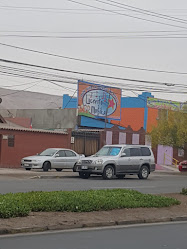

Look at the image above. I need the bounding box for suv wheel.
[102,165,114,180]
[138,165,149,179]
[79,172,90,179]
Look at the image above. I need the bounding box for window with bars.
[8,135,15,147]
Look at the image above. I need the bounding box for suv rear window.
[141,147,151,156]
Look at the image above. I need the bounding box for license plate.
[81,166,88,170]
[24,164,29,167]
[182,166,187,168]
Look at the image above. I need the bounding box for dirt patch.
[0,193,187,232]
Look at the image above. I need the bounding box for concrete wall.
[0,109,77,130]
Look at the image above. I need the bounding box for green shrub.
[0,189,180,219]
[181,188,187,195]
[0,193,30,218]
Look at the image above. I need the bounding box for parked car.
[77,144,155,180]
[178,160,187,172]
[21,148,85,172]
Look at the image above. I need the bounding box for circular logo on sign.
[82,89,117,117]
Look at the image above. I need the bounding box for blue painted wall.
[62,94,77,109]
[80,116,114,129]
[80,116,126,129]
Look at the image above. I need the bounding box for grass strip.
[181,188,187,195]
[0,189,180,218]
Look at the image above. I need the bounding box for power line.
[1,68,186,95]
[0,30,185,34]
[1,42,187,76]
[2,2,187,27]
[1,67,186,95]
[67,0,187,30]
[0,57,184,87]
[94,0,187,24]
[63,89,77,108]
[0,58,187,95]
[0,80,42,97]
[3,34,187,39]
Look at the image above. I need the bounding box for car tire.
[116,174,125,179]
[102,165,114,180]
[79,172,90,179]
[25,168,31,171]
[138,165,149,179]
[55,168,62,172]
[43,162,51,172]
[73,163,77,172]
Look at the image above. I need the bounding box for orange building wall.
[147,108,159,133]
[112,108,145,131]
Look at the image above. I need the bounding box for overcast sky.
[0,0,187,102]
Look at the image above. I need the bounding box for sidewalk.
[156,164,179,172]
[0,164,182,175]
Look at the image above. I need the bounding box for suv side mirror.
[55,153,59,157]
[121,153,126,157]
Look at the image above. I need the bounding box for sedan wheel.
[43,162,50,172]
[55,168,62,172]
[73,164,77,172]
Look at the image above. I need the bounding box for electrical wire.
[94,0,187,24]
[1,42,187,76]
[0,66,186,95]
[1,58,186,88]
[0,80,42,97]
[3,34,187,39]
[63,89,77,108]
[66,0,187,30]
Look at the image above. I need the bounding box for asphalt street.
[0,171,186,194]
[0,222,187,249]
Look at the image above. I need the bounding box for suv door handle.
[140,158,143,160]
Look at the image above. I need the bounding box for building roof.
[0,126,68,135]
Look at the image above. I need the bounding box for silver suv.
[77,144,155,180]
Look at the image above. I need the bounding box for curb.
[154,171,187,176]
[1,216,187,235]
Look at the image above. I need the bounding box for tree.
[151,109,187,149]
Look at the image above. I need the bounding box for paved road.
[0,222,187,249]
[0,171,186,194]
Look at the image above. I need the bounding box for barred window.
[8,135,15,147]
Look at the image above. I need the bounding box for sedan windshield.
[95,146,122,156]
[39,148,57,156]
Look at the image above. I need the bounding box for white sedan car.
[21,148,84,172]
